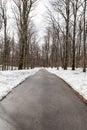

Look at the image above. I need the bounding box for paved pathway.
[0,69,87,130]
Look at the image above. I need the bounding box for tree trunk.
[83,0,86,72]
[64,0,70,70]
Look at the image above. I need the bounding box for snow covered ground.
[46,67,87,100]
[0,68,40,100]
[1,67,87,102]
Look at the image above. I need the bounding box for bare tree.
[51,0,71,70]
[0,0,8,70]
[44,30,50,67]
[12,0,38,70]
[71,0,79,70]
[83,0,86,72]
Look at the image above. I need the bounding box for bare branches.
[11,0,38,69]
[43,0,87,69]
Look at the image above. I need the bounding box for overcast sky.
[31,0,48,44]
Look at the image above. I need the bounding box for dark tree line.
[0,0,42,70]
[42,0,87,72]
[0,0,87,71]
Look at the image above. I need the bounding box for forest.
[0,0,86,72]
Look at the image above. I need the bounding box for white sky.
[30,0,51,44]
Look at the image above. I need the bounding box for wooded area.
[0,0,87,72]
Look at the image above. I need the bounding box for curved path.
[0,69,87,130]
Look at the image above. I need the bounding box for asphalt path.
[0,69,87,130]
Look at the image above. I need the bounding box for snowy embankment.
[46,67,87,100]
[0,68,40,100]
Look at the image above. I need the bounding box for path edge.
[46,70,87,106]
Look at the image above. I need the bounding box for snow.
[0,68,40,100]
[46,67,87,100]
[1,67,87,101]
